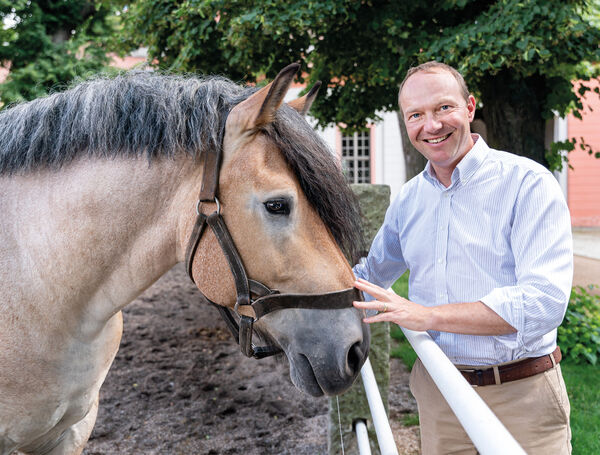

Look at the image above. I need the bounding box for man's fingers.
[362,312,392,324]
[353,300,386,311]
[353,279,391,300]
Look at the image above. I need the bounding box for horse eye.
[264,198,290,215]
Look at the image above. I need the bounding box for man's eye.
[409,113,421,120]
[440,105,450,111]
[264,199,290,215]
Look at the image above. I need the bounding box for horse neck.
[1,155,199,327]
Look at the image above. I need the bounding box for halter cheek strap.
[184,127,362,359]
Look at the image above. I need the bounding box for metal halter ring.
[196,197,221,216]
[233,301,255,321]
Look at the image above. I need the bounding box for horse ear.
[288,81,321,116]
[228,63,300,131]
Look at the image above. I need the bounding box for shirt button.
[437,258,443,264]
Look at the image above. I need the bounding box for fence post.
[328,184,391,455]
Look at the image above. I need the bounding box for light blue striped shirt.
[353,136,573,366]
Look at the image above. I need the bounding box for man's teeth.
[425,133,450,144]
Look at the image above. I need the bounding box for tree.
[107,1,600,174]
[0,0,117,107]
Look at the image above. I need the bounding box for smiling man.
[353,62,573,454]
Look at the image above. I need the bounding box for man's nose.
[424,113,443,132]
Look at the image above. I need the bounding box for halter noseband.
[184,134,362,359]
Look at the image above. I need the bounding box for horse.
[0,64,370,455]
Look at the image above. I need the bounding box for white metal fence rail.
[354,420,372,455]
[356,327,527,454]
[400,328,526,455]
[359,357,399,455]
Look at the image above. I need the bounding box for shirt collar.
[422,134,489,188]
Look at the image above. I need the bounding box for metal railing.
[399,328,526,455]
[356,325,526,454]
[358,357,398,455]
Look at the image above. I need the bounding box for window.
[341,129,371,184]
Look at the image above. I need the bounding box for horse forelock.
[265,105,365,264]
[0,71,364,263]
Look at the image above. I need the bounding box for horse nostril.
[347,340,364,376]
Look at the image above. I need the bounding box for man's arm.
[352,194,408,290]
[354,170,572,343]
[353,278,516,335]
[475,171,573,346]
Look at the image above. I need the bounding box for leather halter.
[184,134,362,359]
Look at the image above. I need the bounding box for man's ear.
[467,95,476,121]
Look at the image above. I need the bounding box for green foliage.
[390,325,418,370]
[558,286,600,365]
[389,273,418,369]
[561,361,600,453]
[415,0,600,169]
[391,271,409,299]
[546,136,600,172]
[107,0,600,166]
[401,413,420,427]
[546,138,577,172]
[0,1,118,107]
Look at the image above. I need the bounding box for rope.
[336,395,345,455]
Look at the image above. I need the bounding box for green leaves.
[7,0,599,168]
[0,1,117,107]
[111,0,599,147]
[546,138,576,172]
[559,286,600,365]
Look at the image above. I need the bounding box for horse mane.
[0,71,364,262]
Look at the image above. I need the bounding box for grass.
[561,361,600,454]
[388,272,600,451]
[401,413,420,427]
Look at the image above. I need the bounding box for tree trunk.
[479,71,548,167]
[396,111,427,181]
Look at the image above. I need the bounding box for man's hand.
[352,278,517,335]
[352,278,433,331]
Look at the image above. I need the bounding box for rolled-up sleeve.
[480,171,573,351]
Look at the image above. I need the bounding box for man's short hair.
[398,61,470,106]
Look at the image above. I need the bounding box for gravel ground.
[82,264,419,455]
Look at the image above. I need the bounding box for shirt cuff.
[479,286,525,347]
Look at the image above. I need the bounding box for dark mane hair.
[264,105,364,262]
[0,71,244,172]
[0,71,364,262]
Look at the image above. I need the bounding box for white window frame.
[341,129,371,184]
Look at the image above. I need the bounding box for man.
[353,61,573,454]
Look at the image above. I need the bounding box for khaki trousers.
[409,358,571,455]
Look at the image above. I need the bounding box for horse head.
[184,64,370,396]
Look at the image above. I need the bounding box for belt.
[458,346,561,387]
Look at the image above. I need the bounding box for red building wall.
[568,78,600,227]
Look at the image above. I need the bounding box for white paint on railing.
[401,328,526,455]
[354,420,372,455]
[360,357,399,455]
